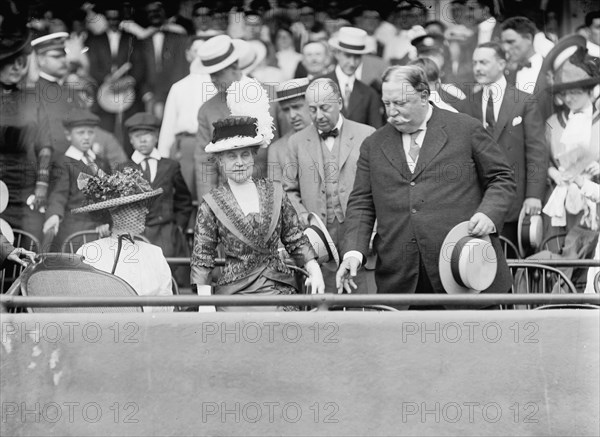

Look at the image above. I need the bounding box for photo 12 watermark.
[2,401,139,425]
[2,321,140,345]
[401,401,540,424]
[196,321,340,344]
[201,401,339,424]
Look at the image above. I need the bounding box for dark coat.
[341,106,517,299]
[457,84,548,222]
[46,155,111,248]
[137,32,189,104]
[322,71,384,129]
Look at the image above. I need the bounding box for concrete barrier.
[1,310,598,436]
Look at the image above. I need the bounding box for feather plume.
[226,76,274,145]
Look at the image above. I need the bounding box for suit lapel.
[412,108,448,180]
[493,86,518,141]
[380,127,412,181]
[152,159,168,187]
[305,128,324,181]
[472,90,484,124]
[338,122,354,170]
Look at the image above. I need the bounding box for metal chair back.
[20,253,142,313]
[509,261,577,309]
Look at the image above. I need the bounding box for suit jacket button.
[411,208,417,214]
[410,182,415,186]
[411,238,416,243]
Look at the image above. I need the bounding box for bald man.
[283,78,376,293]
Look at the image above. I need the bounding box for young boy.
[122,112,193,258]
[43,109,111,251]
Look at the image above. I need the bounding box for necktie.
[320,128,339,140]
[485,89,495,132]
[408,129,422,162]
[84,153,102,176]
[142,157,152,182]
[343,82,352,109]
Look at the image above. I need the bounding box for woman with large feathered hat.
[191,77,324,311]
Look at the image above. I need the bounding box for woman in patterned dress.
[191,116,325,311]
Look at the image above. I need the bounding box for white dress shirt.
[402,105,433,173]
[429,90,458,113]
[132,148,161,182]
[336,65,355,106]
[106,30,121,58]
[481,75,507,129]
[65,145,97,163]
[318,115,344,152]
[515,52,543,95]
[152,31,164,70]
[157,71,216,157]
[39,71,64,85]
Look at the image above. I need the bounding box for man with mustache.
[336,66,516,307]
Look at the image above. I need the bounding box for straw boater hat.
[328,27,371,55]
[0,181,14,244]
[303,212,340,266]
[439,221,498,294]
[517,207,543,257]
[198,34,242,74]
[272,78,310,103]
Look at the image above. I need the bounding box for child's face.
[130,129,158,155]
[66,126,96,153]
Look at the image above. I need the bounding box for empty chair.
[509,261,577,310]
[499,235,521,260]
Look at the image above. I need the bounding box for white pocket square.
[512,116,522,126]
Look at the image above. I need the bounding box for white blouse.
[77,237,173,312]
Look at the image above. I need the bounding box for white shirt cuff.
[343,251,363,264]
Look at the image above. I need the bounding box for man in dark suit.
[122,112,193,258]
[85,3,145,142]
[324,27,383,128]
[137,1,189,120]
[459,42,548,246]
[336,66,516,306]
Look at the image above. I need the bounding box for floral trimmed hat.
[71,167,163,214]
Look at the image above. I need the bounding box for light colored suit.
[283,118,376,294]
[283,118,375,222]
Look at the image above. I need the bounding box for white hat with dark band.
[198,35,242,74]
[517,207,544,257]
[439,221,498,294]
[328,27,370,55]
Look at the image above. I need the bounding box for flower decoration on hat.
[72,167,162,214]
[226,76,274,146]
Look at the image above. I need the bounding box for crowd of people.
[1,0,599,309]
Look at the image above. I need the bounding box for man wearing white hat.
[194,34,243,199]
[32,32,86,157]
[325,27,384,128]
[158,36,217,200]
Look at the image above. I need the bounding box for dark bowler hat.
[31,32,68,54]
[124,112,161,132]
[62,108,100,129]
[411,33,445,55]
[0,7,32,62]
